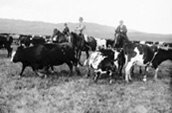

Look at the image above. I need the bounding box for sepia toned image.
[0,0,172,113]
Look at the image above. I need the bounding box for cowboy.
[115,20,128,38]
[75,17,86,37]
[63,23,70,36]
[75,17,90,50]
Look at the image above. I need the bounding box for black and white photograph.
[0,0,172,113]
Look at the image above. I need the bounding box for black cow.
[11,43,78,77]
[149,48,172,80]
[18,34,32,47]
[19,34,47,47]
[132,40,140,44]
[163,42,172,48]
[0,33,13,57]
[31,35,46,45]
[11,45,48,76]
[145,41,153,45]
[42,42,78,75]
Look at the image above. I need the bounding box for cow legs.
[131,65,134,76]
[86,67,91,78]
[50,66,55,73]
[33,70,47,78]
[78,50,82,63]
[139,66,142,74]
[154,68,159,81]
[5,45,12,57]
[20,64,26,76]
[94,71,100,82]
[107,70,113,84]
[66,62,73,76]
[125,62,133,82]
[118,64,124,79]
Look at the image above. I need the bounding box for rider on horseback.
[75,17,86,39]
[75,17,91,50]
[115,20,128,39]
[63,23,70,36]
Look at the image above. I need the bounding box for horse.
[52,30,69,43]
[69,32,97,65]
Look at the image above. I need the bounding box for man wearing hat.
[75,17,86,37]
[115,20,128,38]
[63,23,70,36]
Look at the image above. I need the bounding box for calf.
[85,48,117,83]
[150,48,172,80]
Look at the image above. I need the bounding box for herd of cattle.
[0,32,172,83]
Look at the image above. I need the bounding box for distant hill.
[0,18,172,42]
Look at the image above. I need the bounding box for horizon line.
[0,17,172,36]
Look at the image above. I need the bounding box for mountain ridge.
[0,18,172,42]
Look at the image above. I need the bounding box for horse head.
[54,30,69,43]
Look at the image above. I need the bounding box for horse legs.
[154,68,159,81]
[125,62,133,82]
[77,50,83,66]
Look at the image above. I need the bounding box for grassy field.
[0,48,172,113]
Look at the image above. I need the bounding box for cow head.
[150,48,172,69]
[11,45,24,63]
[99,48,115,60]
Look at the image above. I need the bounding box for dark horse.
[54,30,97,65]
[114,33,130,48]
[52,30,69,43]
[70,32,97,65]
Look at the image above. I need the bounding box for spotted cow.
[85,48,117,83]
[114,33,156,82]
[149,48,172,80]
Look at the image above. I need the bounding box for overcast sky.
[0,0,171,34]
